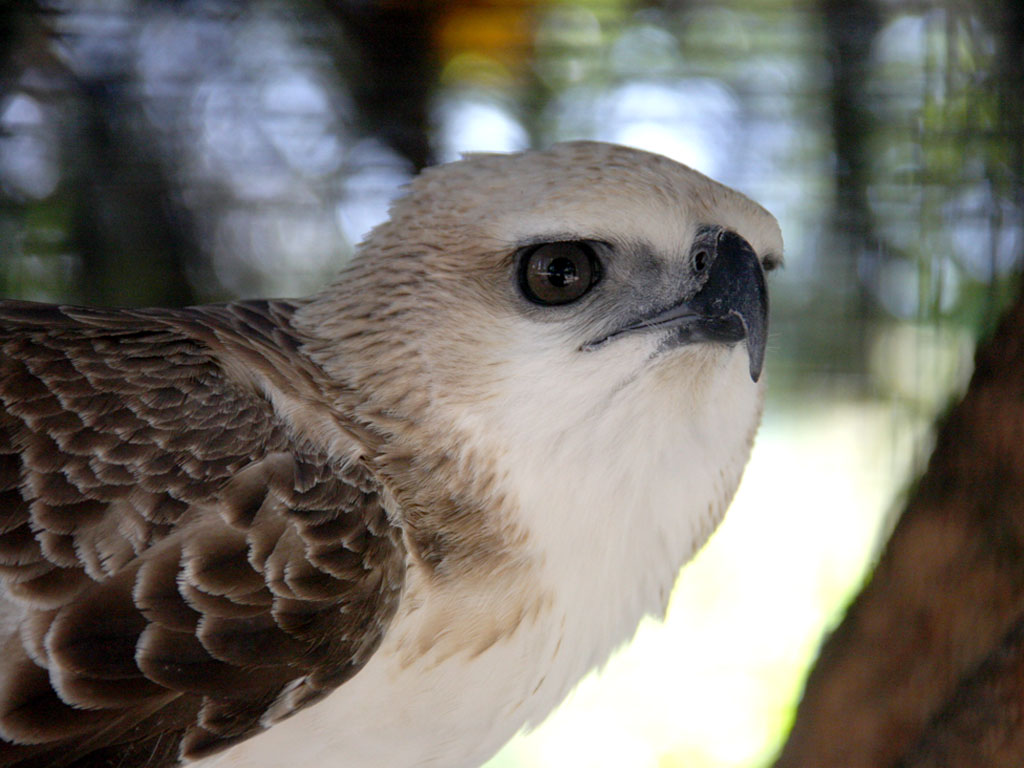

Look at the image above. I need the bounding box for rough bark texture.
[775,281,1024,767]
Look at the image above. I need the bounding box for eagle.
[0,141,781,768]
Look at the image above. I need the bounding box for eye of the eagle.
[518,241,602,306]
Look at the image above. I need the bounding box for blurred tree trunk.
[774,278,1024,767]
[818,0,883,373]
[322,1,440,172]
[0,2,30,94]
[821,0,880,257]
[70,83,199,308]
[777,1,1024,764]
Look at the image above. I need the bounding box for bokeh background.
[1,1,1022,766]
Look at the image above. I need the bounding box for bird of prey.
[0,141,781,768]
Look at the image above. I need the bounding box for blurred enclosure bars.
[2,1,1024,767]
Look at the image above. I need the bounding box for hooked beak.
[584,230,769,382]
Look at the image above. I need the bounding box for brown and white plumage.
[0,142,782,768]
[0,301,403,766]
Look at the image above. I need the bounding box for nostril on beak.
[693,250,708,273]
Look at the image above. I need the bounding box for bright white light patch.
[0,94,59,200]
[435,97,529,163]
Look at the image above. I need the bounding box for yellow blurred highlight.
[440,52,516,88]
[437,3,539,68]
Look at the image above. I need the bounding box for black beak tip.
[722,236,768,384]
[748,343,764,383]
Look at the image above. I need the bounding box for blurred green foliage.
[0,0,1020,400]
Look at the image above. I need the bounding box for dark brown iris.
[519,241,600,305]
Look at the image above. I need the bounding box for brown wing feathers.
[0,301,405,767]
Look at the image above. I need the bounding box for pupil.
[547,256,578,287]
